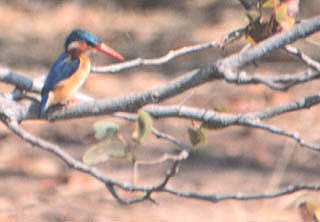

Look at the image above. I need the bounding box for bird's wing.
[41,52,80,95]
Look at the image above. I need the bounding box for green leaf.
[132,109,152,143]
[83,137,128,165]
[93,120,119,140]
[187,126,206,147]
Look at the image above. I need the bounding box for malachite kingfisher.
[39,29,123,117]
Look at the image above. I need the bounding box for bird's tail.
[39,93,49,117]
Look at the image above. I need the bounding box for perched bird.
[39,29,123,117]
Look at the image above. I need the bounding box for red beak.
[96,43,124,61]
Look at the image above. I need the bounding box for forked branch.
[0,15,319,204]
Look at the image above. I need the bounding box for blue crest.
[64,29,102,51]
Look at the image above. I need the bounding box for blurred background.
[0,0,320,221]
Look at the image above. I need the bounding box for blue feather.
[64,29,101,50]
[39,93,49,117]
[39,52,80,116]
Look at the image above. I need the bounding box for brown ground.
[0,1,320,221]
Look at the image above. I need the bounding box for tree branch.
[0,16,318,122]
[2,115,190,204]
[46,16,320,120]
[284,45,320,71]
[0,67,42,93]
[92,41,220,73]
[220,15,320,70]
[164,184,320,202]
[9,116,320,204]
[0,14,319,205]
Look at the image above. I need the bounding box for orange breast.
[51,54,91,104]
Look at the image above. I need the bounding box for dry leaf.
[93,120,119,140]
[187,126,206,147]
[83,137,128,165]
[132,109,152,143]
[275,0,297,31]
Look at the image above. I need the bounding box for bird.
[39,29,123,117]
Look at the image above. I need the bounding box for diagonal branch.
[46,64,221,120]
[3,116,189,204]
[220,15,320,70]
[224,70,320,91]
[240,119,320,152]
[284,45,320,71]
[0,67,42,93]
[46,16,320,120]
[5,117,320,204]
[92,41,220,73]
[5,119,125,187]
[0,17,319,122]
[0,11,319,207]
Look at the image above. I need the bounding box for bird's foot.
[66,97,80,108]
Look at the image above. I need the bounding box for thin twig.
[284,45,320,71]
[164,184,320,202]
[92,41,220,73]
[3,100,320,204]
[0,15,319,206]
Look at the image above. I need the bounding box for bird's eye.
[87,41,96,47]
